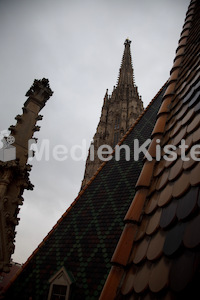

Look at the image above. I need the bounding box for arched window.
[113,116,120,147]
[114,116,120,130]
[114,132,119,147]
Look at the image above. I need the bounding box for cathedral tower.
[82,39,144,188]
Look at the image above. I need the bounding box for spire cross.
[124,38,131,45]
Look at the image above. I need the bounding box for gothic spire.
[117,39,134,86]
[81,39,143,189]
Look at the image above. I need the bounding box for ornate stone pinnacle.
[124,38,131,45]
[25,78,53,102]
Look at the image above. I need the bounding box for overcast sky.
[0,0,190,264]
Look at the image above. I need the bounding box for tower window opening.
[113,116,120,147]
[114,117,120,130]
[113,132,119,147]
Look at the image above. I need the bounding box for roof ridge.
[4,82,167,292]
[100,0,197,298]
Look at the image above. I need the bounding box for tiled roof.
[100,0,200,299]
[0,263,21,292]
[4,85,166,298]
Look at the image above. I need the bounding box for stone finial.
[25,78,53,103]
[124,38,131,45]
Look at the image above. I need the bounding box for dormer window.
[50,285,67,300]
[48,267,74,300]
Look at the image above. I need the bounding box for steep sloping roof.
[0,263,21,292]
[4,83,166,299]
[100,0,200,299]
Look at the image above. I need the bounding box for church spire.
[117,39,134,86]
[81,39,143,189]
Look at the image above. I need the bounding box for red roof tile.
[136,160,156,188]
[111,223,137,266]
[145,191,159,214]
[132,262,151,294]
[121,266,135,295]
[100,266,124,300]
[132,236,150,264]
[157,183,173,207]
[124,189,148,222]
[146,208,162,235]
[149,257,170,293]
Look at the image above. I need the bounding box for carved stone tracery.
[0,78,53,272]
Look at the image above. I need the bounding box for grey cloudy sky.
[0,0,190,263]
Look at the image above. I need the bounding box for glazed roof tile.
[132,236,150,264]
[159,199,177,229]
[149,257,171,293]
[146,208,162,235]
[157,183,173,207]
[176,186,198,220]
[100,0,200,299]
[4,82,167,299]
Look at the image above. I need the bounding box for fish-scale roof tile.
[157,183,173,207]
[159,199,178,229]
[172,171,190,198]
[146,208,162,236]
[120,266,135,295]
[168,158,183,181]
[163,222,186,256]
[145,191,159,215]
[147,233,165,261]
[148,257,170,293]
[176,186,198,220]
[133,262,151,294]
[132,236,150,264]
